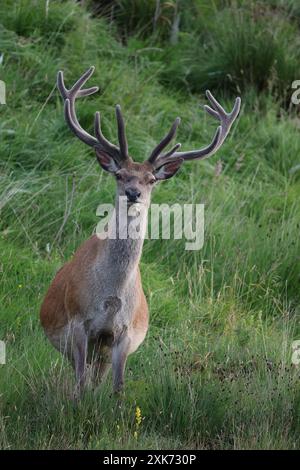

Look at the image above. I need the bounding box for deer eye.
[115,173,122,181]
[148,178,156,185]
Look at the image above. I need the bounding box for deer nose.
[125,188,141,202]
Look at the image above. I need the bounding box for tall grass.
[0,0,299,450]
[159,4,300,101]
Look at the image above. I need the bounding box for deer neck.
[98,196,148,287]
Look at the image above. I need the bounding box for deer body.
[41,183,149,393]
[40,66,240,395]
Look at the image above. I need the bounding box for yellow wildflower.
[135,406,142,427]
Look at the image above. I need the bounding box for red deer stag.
[40,66,241,396]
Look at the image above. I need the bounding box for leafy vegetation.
[0,0,299,449]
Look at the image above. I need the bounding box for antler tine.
[57,67,99,145]
[205,90,241,122]
[57,70,68,100]
[152,143,182,169]
[57,68,98,102]
[71,66,95,94]
[94,111,120,157]
[115,105,129,160]
[171,92,241,162]
[148,117,181,164]
[161,142,182,159]
[57,67,129,163]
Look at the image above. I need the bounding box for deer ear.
[95,149,120,174]
[154,158,183,181]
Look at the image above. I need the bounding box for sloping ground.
[0,0,299,449]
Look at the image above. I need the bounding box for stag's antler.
[57,67,240,169]
[57,66,130,163]
[148,117,181,164]
[150,91,241,169]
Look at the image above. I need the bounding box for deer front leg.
[90,345,112,388]
[112,332,130,394]
[71,322,88,398]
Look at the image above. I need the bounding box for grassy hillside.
[0,0,300,449]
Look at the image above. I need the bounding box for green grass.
[0,0,300,450]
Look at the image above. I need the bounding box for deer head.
[57,66,241,207]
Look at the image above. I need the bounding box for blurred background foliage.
[0,0,300,450]
[88,0,300,101]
